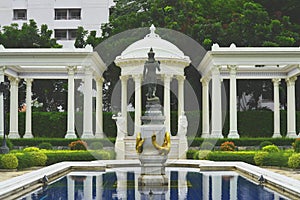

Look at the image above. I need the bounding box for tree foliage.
[0,19,61,48]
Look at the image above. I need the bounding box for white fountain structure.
[114,25,191,160]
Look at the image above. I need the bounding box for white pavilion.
[0,25,299,159]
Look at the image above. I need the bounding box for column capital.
[25,78,33,86]
[176,75,185,82]
[227,65,237,75]
[286,76,297,86]
[95,76,105,83]
[0,66,6,73]
[67,66,77,74]
[200,77,210,86]
[120,75,129,82]
[211,65,221,75]
[132,74,142,82]
[8,76,19,85]
[163,74,173,82]
[272,78,281,86]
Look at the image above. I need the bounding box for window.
[55,9,67,20]
[55,9,81,20]
[55,29,78,40]
[68,29,77,40]
[13,9,27,20]
[54,29,67,40]
[69,9,81,20]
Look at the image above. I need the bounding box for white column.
[95,77,104,138]
[163,74,172,133]
[116,171,127,199]
[23,78,33,138]
[202,174,209,200]
[201,77,210,138]
[272,78,281,138]
[120,75,128,135]
[228,65,239,138]
[83,176,93,200]
[211,66,223,138]
[134,172,141,199]
[177,75,185,117]
[133,75,142,136]
[286,76,297,138]
[178,171,187,200]
[8,77,20,138]
[82,67,94,138]
[0,67,5,137]
[65,66,77,138]
[67,175,75,200]
[95,174,103,200]
[212,175,222,200]
[230,175,238,200]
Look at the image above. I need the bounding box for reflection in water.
[20,168,289,200]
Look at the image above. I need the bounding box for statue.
[143,48,161,99]
[112,112,126,138]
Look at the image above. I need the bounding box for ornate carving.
[151,132,171,155]
[136,132,144,153]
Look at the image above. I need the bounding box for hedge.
[45,150,115,165]
[10,110,300,138]
[188,137,295,147]
[10,138,115,147]
[206,151,256,165]
[0,150,115,169]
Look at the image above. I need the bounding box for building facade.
[0,0,111,48]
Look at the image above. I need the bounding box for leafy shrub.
[23,147,40,152]
[15,153,34,169]
[292,139,300,153]
[288,153,300,169]
[89,142,103,150]
[196,150,211,160]
[263,152,289,167]
[186,149,198,159]
[68,140,87,150]
[262,145,280,153]
[28,152,47,166]
[206,151,256,164]
[38,142,53,150]
[254,152,269,166]
[259,141,273,149]
[1,154,18,169]
[220,141,236,151]
[200,142,214,150]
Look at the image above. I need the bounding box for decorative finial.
[150,24,156,34]
[145,24,160,39]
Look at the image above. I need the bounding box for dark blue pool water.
[20,169,289,200]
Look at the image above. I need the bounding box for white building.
[0,0,112,48]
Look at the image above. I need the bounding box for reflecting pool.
[20,167,289,200]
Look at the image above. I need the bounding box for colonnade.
[120,74,186,136]
[201,65,299,138]
[0,66,104,139]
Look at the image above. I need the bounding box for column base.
[210,130,224,138]
[81,131,94,139]
[286,132,298,138]
[201,132,210,138]
[94,132,104,138]
[23,132,34,138]
[8,131,20,139]
[272,132,282,138]
[227,130,240,138]
[65,131,77,139]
